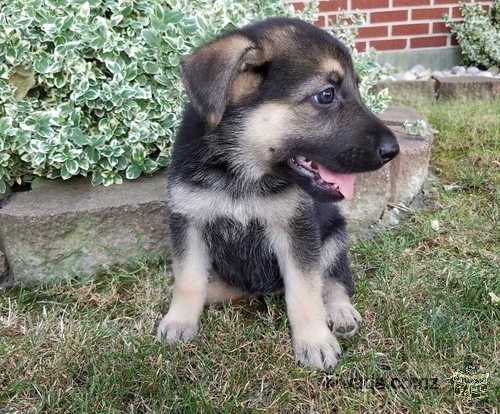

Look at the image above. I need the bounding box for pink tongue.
[317,164,356,199]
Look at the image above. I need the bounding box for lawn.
[1,99,499,413]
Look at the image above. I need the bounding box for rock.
[478,71,493,77]
[442,70,452,76]
[0,250,8,283]
[431,70,443,78]
[403,71,417,81]
[379,74,393,81]
[371,80,435,105]
[488,65,499,75]
[417,70,432,81]
[466,66,480,75]
[388,215,400,226]
[393,73,407,81]
[0,174,170,285]
[451,66,466,75]
[410,64,426,76]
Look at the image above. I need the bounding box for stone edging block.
[372,76,500,103]
[0,107,431,285]
[0,174,169,285]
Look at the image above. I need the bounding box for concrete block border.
[372,76,500,105]
[0,106,431,285]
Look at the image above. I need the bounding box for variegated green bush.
[0,0,388,192]
[444,0,500,68]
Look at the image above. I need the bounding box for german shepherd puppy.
[157,18,399,371]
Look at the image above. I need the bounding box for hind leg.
[205,277,247,305]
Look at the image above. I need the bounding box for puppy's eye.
[314,87,335,105]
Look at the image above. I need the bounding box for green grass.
[1,100,499,413]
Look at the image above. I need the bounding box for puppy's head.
[180,18,399,202]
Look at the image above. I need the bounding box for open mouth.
[288,156,356,199]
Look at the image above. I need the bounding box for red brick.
[355,41,368,52]
[289,2,304,12]
[393,0,429,6]
[314,15,327,27]
[352,0,388,8]
[450,4,486,19]
[357,25,388,39]
[318,0,348,12]
[324,13,339,26]
[432,22,450,34]
[370,10,408,23]
[410,35,448,48]
[451,6,462,18]
[392,23,429,36]
[434,0,474,3]
[412,7,450,20]
[370,38,407,51]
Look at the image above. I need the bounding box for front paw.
[326,302,362,338]
[157,312,199,344]
[293,328,342,371]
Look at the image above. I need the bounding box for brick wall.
[285,0,495,52]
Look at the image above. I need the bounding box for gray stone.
[466,66,480,75]
[417,70,432,81]
[478,71,493,77]
[393,73,407,81]
[431,70,443,78]
[0,174,169,285]
[371,80,435,105]
[378,105,425,126]
[488,65,499,75]
[0,250,8,283]
[387,215,400,226]
[387,130,432,206]
[339,166,390,229]
[403,71,417,81]
[435,76,500,100]
[379,74,393,81]
[451,65,466,75]
[410,64,426,75]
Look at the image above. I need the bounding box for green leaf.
[143,61,159,75]
[125,163,142,179]
[85,147,100,163]
[64,159,79,175]
[141,29,160,48]
[84,88,100,100]
[105,60,123,75]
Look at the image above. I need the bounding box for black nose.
[379,136,400,164]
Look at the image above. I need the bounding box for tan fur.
[157,225,210,342]
[229,72,263,105]
[320,57,345,77]
[239,103,296,172]
[268,225,342,368]
[205,277,246,305]
[323,280,362,338]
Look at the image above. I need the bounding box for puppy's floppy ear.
[180,33,266,127]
